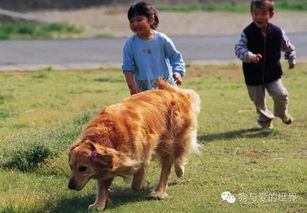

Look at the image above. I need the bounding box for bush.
[0,22,83,40]
[1,143,53,171]
[16,24,36,35]
[0,31,9,39]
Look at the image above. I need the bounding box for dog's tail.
[158,79,201,154]
[189,127,201,154]
[183,89,201,154]
[180,88,201,116]
[157,79,201,115]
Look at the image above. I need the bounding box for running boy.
[235,0,296,129]
[122,1,185,95]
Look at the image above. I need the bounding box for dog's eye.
[78,166,87,172]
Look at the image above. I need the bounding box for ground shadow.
[198,127,276,144]
[50,186,153,213]
[50,194,94,213]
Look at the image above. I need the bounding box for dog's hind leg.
[174,126,199,178]
[174,157,186,178]
[131,162,149,191]
[88,178,113,211]
[150,156,173,199]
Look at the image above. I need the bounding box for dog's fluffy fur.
[68,80,201,211]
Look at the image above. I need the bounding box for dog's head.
[68,141,114,190]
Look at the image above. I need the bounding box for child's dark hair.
[127,1,159,30]
[250,0,274,13]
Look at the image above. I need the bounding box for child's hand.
[249,54,262,64]
[173,73,182,86]
[129,85,141,95]
[289,64,295,69]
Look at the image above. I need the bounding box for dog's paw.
[88,197,112,211]
[88,203,106,211]
[174,164,184,178]
[149,191,168,199]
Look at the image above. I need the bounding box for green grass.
[157,0,307,12]
[0,63,306,212]
[0,22,83,40]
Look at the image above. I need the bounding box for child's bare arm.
[124,71,141,95]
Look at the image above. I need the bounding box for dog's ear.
[89,144,113,169]
[95,153,113,169]
[68,142,80,161]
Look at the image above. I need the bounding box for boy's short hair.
[250,0,275,13]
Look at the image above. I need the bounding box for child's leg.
[246,85,275,126]
[265,79,289,118]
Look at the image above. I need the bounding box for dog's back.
[83,79,201,156]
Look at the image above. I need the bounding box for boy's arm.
[234,32,253,63]
[281,30,296,69]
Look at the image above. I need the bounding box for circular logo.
[221,191,236,203]
[221,191,232,200]
[227,195,236,203]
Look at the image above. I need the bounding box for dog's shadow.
[198,127,276,144]
[51,187,153,213]
[106,187,153,209]
[51,128,274,212]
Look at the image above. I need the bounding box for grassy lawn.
[0,63,306,213]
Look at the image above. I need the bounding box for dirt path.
[28,8,307,38]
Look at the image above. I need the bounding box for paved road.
[0,32,306,71]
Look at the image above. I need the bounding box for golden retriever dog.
[68,79,201,211]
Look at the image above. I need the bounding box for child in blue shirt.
[122,1,185,95]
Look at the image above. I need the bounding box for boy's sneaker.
[282,114,293,125]
[257,119,274,129]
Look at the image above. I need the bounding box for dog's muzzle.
[68,179,78,190]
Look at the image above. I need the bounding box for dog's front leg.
[88,178,113,211]
[131,162,149,191]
